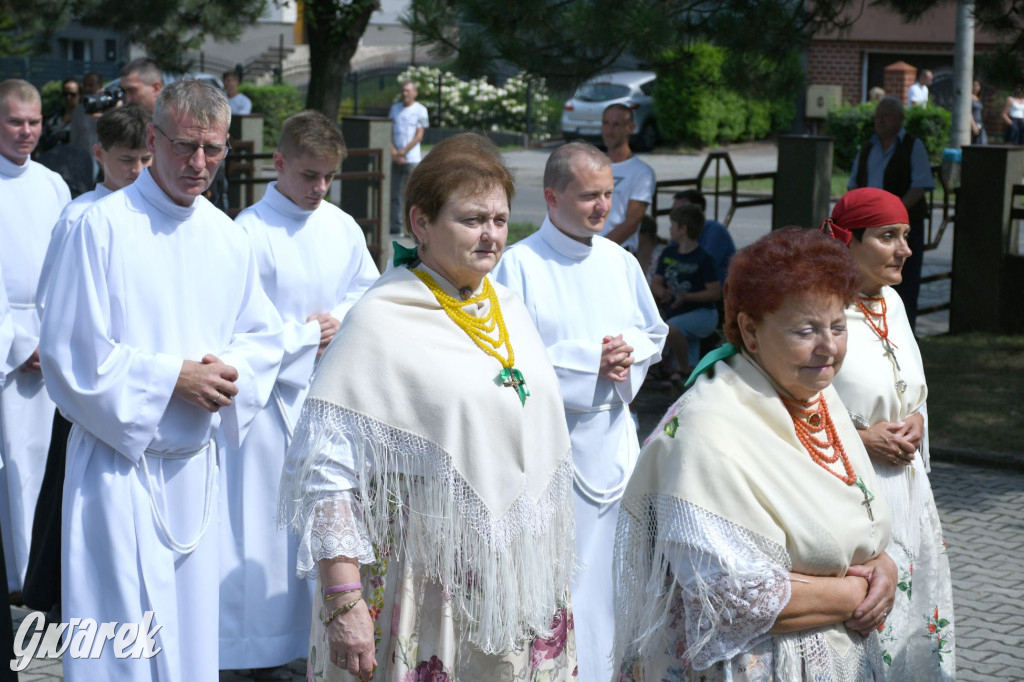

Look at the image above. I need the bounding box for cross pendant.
[855,477,875,522]
[503,374,523,391]
[882,339,901,372]
[862,494,874,522]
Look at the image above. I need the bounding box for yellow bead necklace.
[412,268,529,405]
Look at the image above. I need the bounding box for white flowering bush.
[397,66,551,138]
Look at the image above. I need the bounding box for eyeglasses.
[153,124,230,160]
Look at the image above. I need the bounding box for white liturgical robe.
[219,182,378,669]
[494,216,667,682]
[0,269,12,389]
[0,153,70,591]
[39,168,283,682]
[36,183,113,316]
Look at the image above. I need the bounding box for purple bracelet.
[324,582,362,597]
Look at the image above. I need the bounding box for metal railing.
[917,165,957,317]
[650,150,775,225]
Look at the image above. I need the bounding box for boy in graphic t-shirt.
[651,204,721,379]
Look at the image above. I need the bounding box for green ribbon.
[499,367,530,406]
[684,342,739,387]
[392,241,420,268]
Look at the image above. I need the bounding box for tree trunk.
[305,0,379,122]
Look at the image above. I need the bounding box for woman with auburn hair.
[614,228,896,681]
[821,188,955,679]
[280,133,576,681]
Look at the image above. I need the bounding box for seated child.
[651,204,721,379]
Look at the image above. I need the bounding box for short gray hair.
[120,58,163,85]
[154,79,231,132]
[876,96,904,119]
[544,141,610,192]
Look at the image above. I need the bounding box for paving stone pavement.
[9,452,1023,679]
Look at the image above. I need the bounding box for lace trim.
[297,491,375,577]
[279,397,576,654]
[614,495,792,670]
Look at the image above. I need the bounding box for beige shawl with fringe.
[280,264,574,654]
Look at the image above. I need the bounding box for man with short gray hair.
[494,141,666,682]
[848,96,933,330]
[40,79,283,680]
[389,80,428,234]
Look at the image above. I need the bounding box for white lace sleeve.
[664,502,792,670]
[615,495,792,672]
[295,491,376,579]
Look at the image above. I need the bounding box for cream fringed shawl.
[614,353,892,677]
[279,265,575,654]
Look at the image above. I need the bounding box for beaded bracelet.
[324,582,362,597]
[324,588,361,602]
[322,597,362,626]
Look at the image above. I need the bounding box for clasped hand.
[600,334,634,382]
[845,552,897,636]
[861,413,923,467]
[173,354,239,413]
[308,313,341,358]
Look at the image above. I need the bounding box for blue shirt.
[848,128,934,191]
[697,219,736,284]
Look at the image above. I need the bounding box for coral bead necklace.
[779,392,875,520]
[857,294,906,394]
[412,268,529,405]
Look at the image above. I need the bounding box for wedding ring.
[211,393,221,404]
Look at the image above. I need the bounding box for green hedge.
[653,42,799,147]
[237,83,304,149]
[826,102,951,172]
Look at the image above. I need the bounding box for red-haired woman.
[614,228,896,680]
[822,188,955,679]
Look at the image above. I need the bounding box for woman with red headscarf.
[822,188,955,679]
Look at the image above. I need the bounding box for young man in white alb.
[219,110,378,678]
[494,141,667,682]
[0,79,70,595]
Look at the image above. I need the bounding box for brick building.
[808,4,1007,130]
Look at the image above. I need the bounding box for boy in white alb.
[219,110,378,677]
[0,79,70,595]
[389,80,429,234]
[599,103,655,253]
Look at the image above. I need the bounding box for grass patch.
[698,171,948,202]
[919,333,1024,454]
[507,222,538,245]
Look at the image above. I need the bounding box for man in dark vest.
[848,95,934,331]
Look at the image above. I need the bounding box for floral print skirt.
[306,546,577,681]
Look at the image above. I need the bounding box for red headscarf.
[819,188,910,245]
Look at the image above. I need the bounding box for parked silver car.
[561,71,658,150]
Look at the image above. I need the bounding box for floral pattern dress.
[306,537,577,682]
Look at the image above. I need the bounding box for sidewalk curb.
[930,445,1024,472]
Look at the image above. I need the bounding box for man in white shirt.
[389,80,429,234]
[40,79,283,681]
[0,79,70,596]
[600,103,656,252]
[494,141,667,682]
[23,103,152,620]
[219,110,378,677]
[223,70,253,116]
[907,69,932,108]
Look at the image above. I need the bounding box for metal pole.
[950,1,975,148]
[352,72,359,115]
[525,80,533,146]
[278,33,284,85]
